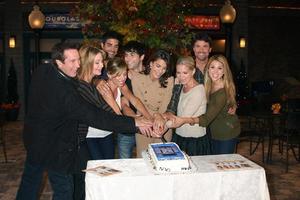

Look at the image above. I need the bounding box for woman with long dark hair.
[132,49,174,157]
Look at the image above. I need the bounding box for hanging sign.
[44,13,82,29]
[185,16,220,30]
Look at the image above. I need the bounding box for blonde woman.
[105,57,152,122]
[161,56,210,156]
[77,45,119,160]
[78,48,152,160]
[76,46,152,199]
[169,55,240,154]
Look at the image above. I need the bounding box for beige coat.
[132,73,174,157]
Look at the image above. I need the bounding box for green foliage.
[72,0,198,50]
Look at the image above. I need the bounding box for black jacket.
[23,64,136,173]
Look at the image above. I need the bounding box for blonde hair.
[176,56,195,71]
[204,54,236,107]
[77,45,106,82]
[106,57,127,77]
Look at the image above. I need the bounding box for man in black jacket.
[16,42,152,200]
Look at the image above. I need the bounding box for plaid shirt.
[166,68,205,114]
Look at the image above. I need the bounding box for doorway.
[23,31,83,111]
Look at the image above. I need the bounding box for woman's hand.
[96,80,111,97]
[163,112,176,121]
[153,113,166,134]
[96,80,122,115]
[135,116,153,137]
[227,105,237,115]
[167,116,189,128]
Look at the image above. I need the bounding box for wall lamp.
[219,0,236,64]
[239,37,246,48]
[9,35,16,48]
[219,0,236,24]
[28,4,45,70]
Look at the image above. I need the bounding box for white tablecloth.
[85,154,270,200]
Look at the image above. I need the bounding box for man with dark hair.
[191,32,212,80]
[16,42,151,200]
[101,30,123,59]
[119,40,146,158]
[99,30,124,80]
[123,40,145,74]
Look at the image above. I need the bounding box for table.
[85,154,270,200]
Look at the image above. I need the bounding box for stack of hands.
[135,105,237,137]
[134,113,186,138]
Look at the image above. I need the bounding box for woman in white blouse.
[164,56,210,155]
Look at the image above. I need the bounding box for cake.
[147,142,190,172]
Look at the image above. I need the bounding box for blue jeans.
[16,157,74,200]
[86,134,114,160]
[118,133,136,158]
[211,138,237,155]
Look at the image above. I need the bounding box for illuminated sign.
[185,16,220,30]
[44,13,82,29]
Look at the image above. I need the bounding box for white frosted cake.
[147,142,190,172]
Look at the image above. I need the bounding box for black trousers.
[73,141,91,200]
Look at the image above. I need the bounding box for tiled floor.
[0,121,300,200]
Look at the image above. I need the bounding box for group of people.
[16,31,241,200]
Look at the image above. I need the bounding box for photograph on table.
[84,165,122,176]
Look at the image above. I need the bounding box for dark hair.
[101,31,123,45]
[144,49,172,88]
[51,42,79,65]
[191,33,212,48]
[123,41,146,56]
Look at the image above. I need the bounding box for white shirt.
[176,84,207,138]
[87,88,122,138]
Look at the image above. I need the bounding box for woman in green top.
[168,54,240,154]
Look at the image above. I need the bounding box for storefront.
[23,12,84,108]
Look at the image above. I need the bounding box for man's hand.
[139,126,153,137]
[134,117,153,131]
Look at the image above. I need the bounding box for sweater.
[198,88,240,140]
[176,85,207,138]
